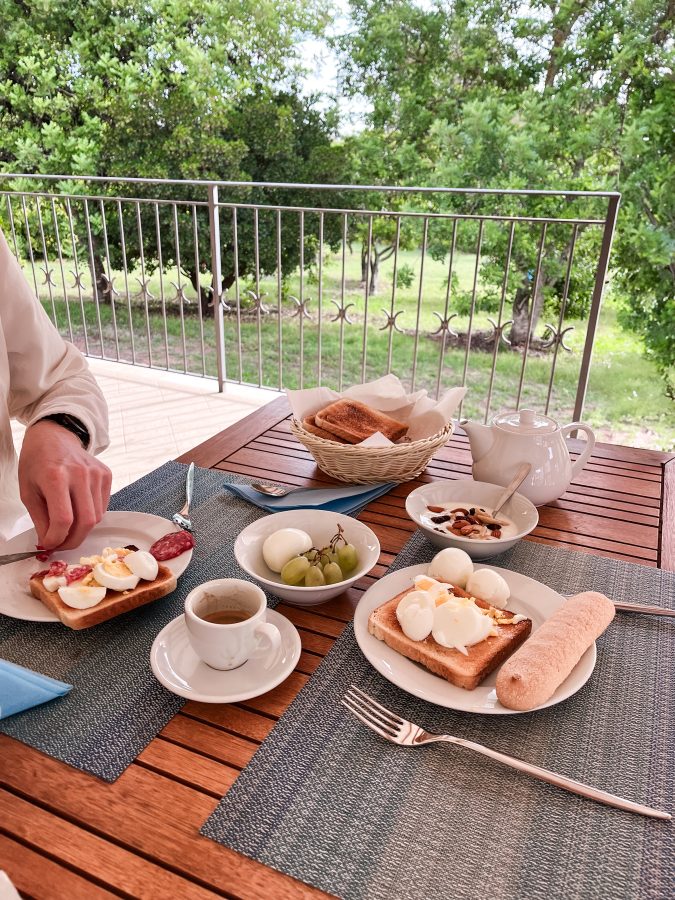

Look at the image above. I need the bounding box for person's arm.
[1,229,112,549]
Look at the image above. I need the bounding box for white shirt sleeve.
[0,227,109,454]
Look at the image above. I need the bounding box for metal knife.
[614,602,675,618]
[0,550,43,567]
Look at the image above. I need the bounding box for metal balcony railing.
[0,174,620,423]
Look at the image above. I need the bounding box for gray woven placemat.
[202,533,675,900]
[0,462,280,781]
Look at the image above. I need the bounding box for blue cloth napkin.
[223,482,396,516]
[0,659,72,720]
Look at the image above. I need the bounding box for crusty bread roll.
[495,591,615,710]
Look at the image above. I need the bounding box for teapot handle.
[561,423,596,479]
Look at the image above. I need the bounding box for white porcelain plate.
[0,511,194,622]
[150,608,301,703]
[353,563,597,715]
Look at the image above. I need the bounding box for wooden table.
[1,396,673,899]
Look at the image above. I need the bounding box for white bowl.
[234,510,380,606]
[405,480,538,560]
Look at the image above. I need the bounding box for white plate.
[354,563,596,715]
[150,608,301,703]
[0,511,194,623]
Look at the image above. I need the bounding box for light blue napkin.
[223,482,396,517]
[0,659,72,720]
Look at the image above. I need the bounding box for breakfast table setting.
[0,380,673,900]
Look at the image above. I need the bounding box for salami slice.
[64,564,93,585]
[149,530,195,561]
[31,568,51,580]
[47,560,68,576]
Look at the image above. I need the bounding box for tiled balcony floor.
[11,359,277,495]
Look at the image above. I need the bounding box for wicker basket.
[290,418,453,484]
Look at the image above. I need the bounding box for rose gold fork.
[341,686,671,820]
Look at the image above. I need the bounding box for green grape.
[323,561,344,584]
[281,555,311,585]
[304,565,326,587]
[337,543,359,573]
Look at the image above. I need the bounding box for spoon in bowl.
[489,462,532,520]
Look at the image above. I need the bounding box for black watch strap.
[40,413,90,448]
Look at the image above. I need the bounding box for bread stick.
[495,591,615,710]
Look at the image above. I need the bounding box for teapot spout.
[461,419,494,463]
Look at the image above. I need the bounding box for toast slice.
[29,565,177,630]
[368,587,532,690]
[302,415,348,443]
[314,399,408,443]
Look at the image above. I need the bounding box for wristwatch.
[39,413,91,448]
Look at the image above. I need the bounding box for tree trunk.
[369,253,380,294]
[509,275,546,346]
[360,243,368,283]
[188,267,213,317]
[90,254,112,304]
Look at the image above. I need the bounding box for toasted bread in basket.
[368,586,532,691]
[302,415,348,443]
[314,399,408,444]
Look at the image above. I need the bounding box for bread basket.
[290,418,453,484]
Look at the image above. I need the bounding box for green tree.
[338,0,674,383]
[0,0,347,312]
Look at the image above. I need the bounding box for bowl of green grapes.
[233,510,381,606]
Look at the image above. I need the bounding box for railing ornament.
[431,311,458,338]
[69,270,87,291]
[541,323,575,352]
[245,289,269,315]
[214,288,232,312]
[171,282,191,305]
[289,295,311,320]
[40,265,56,288]
[100,273,120,299]
[487,317,513,347]
[330,299,355,324]
[135,276,155,303]
[379,309,404,333]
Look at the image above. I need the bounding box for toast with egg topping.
[368,582,531,691]
[29,548,177,630]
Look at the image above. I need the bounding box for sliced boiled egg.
[58,583,107,609]
[43,575,67,592]
[93,557,139,591]
[125,550,158,582]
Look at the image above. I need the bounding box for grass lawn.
[22,248,674,451]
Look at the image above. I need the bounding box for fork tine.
[345,688,401,732]
[348,685,405,727]
[340,697,398,742]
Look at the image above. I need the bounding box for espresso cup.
[184,579,281,671]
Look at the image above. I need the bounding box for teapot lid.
[493,408,557,435]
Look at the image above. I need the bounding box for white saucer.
[150,608,301,703]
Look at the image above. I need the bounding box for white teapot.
[462,409,596,506]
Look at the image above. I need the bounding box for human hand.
[18,419,112,551]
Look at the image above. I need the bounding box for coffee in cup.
[184,579,281,671]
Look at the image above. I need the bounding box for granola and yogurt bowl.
[405,480,539,560]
